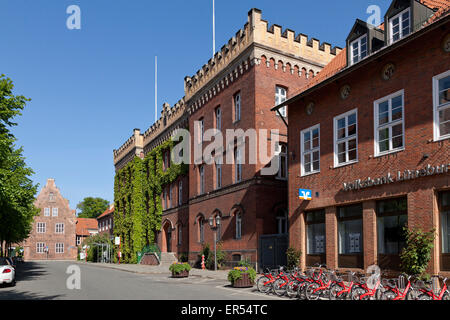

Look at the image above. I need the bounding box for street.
[0,261,283,300]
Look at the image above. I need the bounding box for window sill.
[433,135,450,143]
[301,170,320,177]
[373,147,404,158]
[333,160,358,169]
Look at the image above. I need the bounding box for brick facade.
[23,179,77,260]
[286,14,450,275]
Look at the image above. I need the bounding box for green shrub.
[286,247,302,270]
[400,226,435,277]
[227,266,257,284]
[238,258,252,268]
[169,262,191,274]
[200,242,225,270]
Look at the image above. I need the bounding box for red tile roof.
[283,1,448,102]
[97,206,114,220]
[76,218,98,236]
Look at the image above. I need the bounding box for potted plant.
[227,264,257,288]
[169,262,191,278]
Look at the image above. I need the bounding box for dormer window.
[389,7,410,44]
[350,35,368,65]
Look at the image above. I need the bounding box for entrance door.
[259,234,288,272]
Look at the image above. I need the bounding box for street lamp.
[208,215,221,271]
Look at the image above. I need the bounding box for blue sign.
[299,189,312,200]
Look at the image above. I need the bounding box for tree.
[0,74,39,256]
[77,197,110,218]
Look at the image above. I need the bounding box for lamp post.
[208,215,221,271]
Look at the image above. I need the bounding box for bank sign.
[299,189,312,200]
[343,163,450,192]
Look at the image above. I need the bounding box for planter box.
[172,270,189,278]
[232,272,254,288]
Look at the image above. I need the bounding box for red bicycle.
[329,271,358,300]
[305,268,335,300]
[416,276,450,300]
[351,273,384,300]
[256,267,284,294]
[380,274,415,300]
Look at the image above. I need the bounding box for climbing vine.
[114,139,188,263]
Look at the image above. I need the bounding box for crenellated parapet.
[113,128,144,170]
[184,8,342,102]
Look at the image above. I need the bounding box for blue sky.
[0,0,390,212]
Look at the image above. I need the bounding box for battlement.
[142,97,187,149]
[184,8,342,101]
[113,128,144,167]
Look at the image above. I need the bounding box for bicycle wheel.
[442,291,450,300]
[351,286,368,301]
[297,281,308,300]
[380,289,396,300]
[305,282,320,300]
[256,276,272,294]
[286,280,299,298]
[273,278,288,296]
[418,293,432,300]
[330,283,346,300]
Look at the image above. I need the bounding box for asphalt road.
[0,261,283,300]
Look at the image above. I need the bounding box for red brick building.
[273,0,449,274]
[23,179,77,260]
[113,8,340,269]
[97,205,114,240]
[76,218,98,247]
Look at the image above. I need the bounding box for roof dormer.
[346,19,384,67]
[384,0,436,45]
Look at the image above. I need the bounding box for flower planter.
[172,270,189,278]
[232,272,254,288]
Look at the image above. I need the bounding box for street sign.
[299,189,312,200]
[115,237,121,245]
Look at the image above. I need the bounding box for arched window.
[198,216,204,243]
[276,209,288,235]
[178,224,182,246]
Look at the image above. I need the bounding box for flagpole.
[212,0,215,57]
[155,56,158,123]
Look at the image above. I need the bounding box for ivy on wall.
[113,139,188,263]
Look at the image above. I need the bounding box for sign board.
[115,237,121,245]
[299,189,312,200]
[79,252,86,260]
[118,251,122,258]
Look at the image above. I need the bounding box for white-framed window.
[196,119,204,144]
[178,180,183,206]
[300,125,320,176]
[433,70,450,141]
[199,165,205,195]
[334,109,358,167]
[235,212,242,239]
[374,90,405,156]
[215,107,222,131]
[235,148,242,183]
[216,162,222,189]
[55,243,64,254]
[276,143,288,180]
[234,92,241,122]
[350,35,367,65]
[37,222,46,233]
[389,7,411,44]
[52,208,58,217]
[55,223,64,234]
[36,242,45,253]
[275,86,287,117]
[44,208,50,216]
[76,237,81,246]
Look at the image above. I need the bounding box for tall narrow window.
[374,90,404,156]
[440,191,450,271]
[215,107,222,131]
[234,92,241,122]
[169,184,173,209]
[163,188,167,210]
[199,165,205,195]
[350,35,367,65]
[199,217,204,243]
[301,125,320,176]
[52,208,59,217]
[178,180,183,206]
[334,109,358,166]
[216,162,222,189]
[433,70,450,141]
[389,8,410,44]
[197,118,204,143]
[338,204,363,268]
[178,225,182,246]
[235,213,242,239]
[276,209,288,234]
[44,208,50,217]
[276,143,288,179]
[306,210,326,266]
[235,148,242,183]
[275,86,287,117]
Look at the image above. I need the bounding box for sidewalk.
[76,261,230,281]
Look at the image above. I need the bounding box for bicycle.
[380,274,416,300]
[416,276,450,300]
[305,267,335,300]
[329,271,359,300]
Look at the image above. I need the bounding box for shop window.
[338,204,363,268]
[306,210,326,255]
[440,191,450,271]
